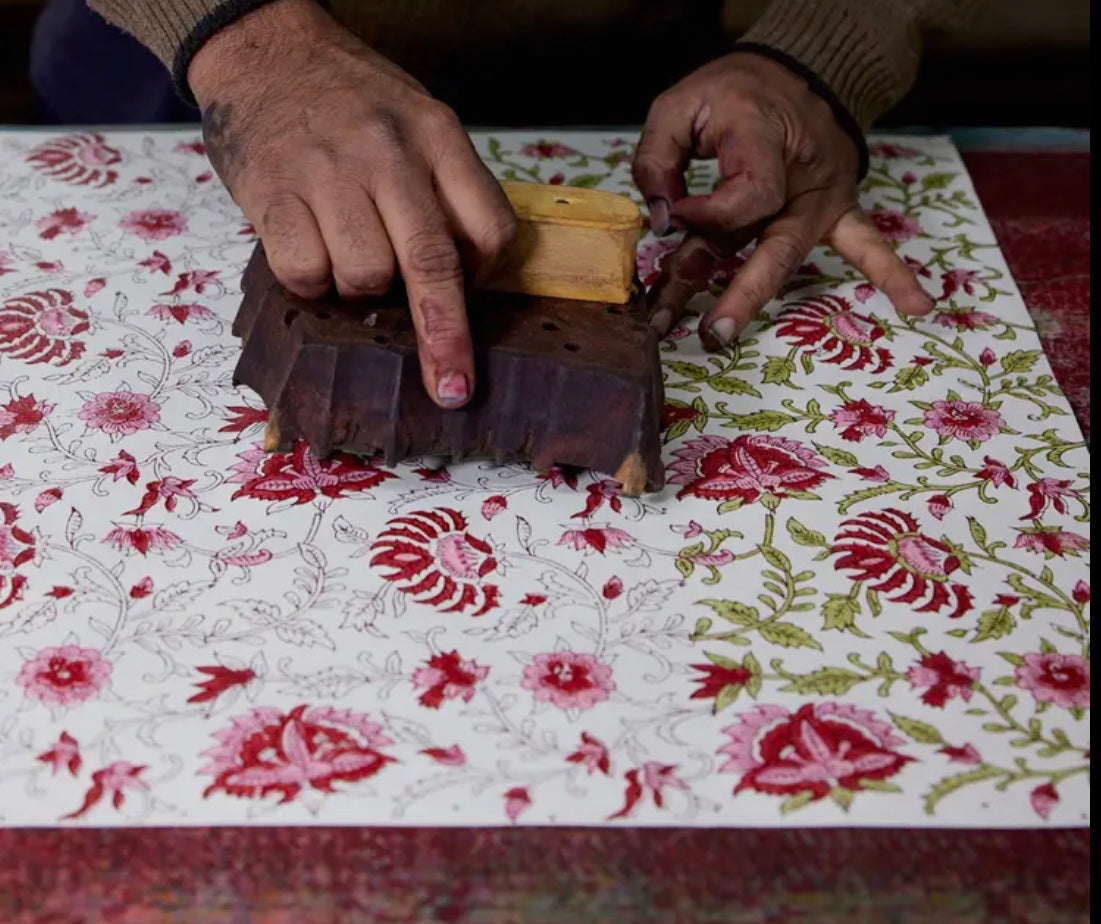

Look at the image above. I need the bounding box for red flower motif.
[34,487,62,512]
[868,142,921,159]
[537,467,579,490]
[1,502,36,609]
[420,745,466,766]
[602,576,623,600]
[161,269,221,297]
[662,400,706,432]
[130,576,153,598]
[608,762,688,820]
[1022,478,1080,520]
[175,140,206,155]
[1013,526,1089,559]
[119,208,188,241]
[36,731,81,777]
[173,340,191,358]
[84,278,106,297]
[371,509,500,615]
[979,348,996,366]
[79,391,161,437]
[412,466,451,483]
[0,394,54,440]
[99,449,140,485]
[504,786,532,821]
[0,289,89,366]
[926,494,952,521]
[1072,581,1090,604]
[219,405,268,435]
[46,585,74,598]
[571,479,623,519]
[830,399,894,442]
[869,208,922,243]
[850,465,891,483]
[521,651,615,711]
[975,456,1015,489]
[124,476,198,516]
[103,524,182,556]
[636,239,681,288]
[923,400,1003,443]
[63,761,147,820]
[201,705,395,804]
[556,527,634,555]
[229,442,396,505]
[520,593,547,607]
[566,732,611,775]
[481,494,508,520]
[1030,783,1059,821]
[149,302,214,324]
[938,268,983,300]
[938,743,981,765]
[35,260,64,273]
[411,650,489,708]
[37,207,94,240]
[831,509,973,619]
[932,305,997,331]
[720,703,912,802]
[521,142,578,158]
[17,644,112,706]
[188,664,258,705]
[1015,653,1090,709]
[907,652,980,708]
[774,295,892,372]
[668,434,831,506]
[27,133,121,187]
[138,250,172,275]
[689,662,753,703]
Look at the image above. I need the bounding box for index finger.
[374,168,475,409]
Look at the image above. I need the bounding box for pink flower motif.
[571,479,623,520]
[1014,653,1089,709]
[672,520,706,538]
[34,487,62,512]
[608,762,689,820]
[850,465,891,483]
[17,645,112,707]
[504,786,531,821]
[939,268,982,300]
[521,651,615,711]
[566,732,611,775]
[636,238,680,287]
[979,348,996,366]
[36,731,82,776]
[869,209,922,243]
[0,288,90,367]
[161,269,221,297]
[538,467,579,490]
[98,449,140,484]
[933,306,998,331]
[420,745,466,766]
[0,394,55,440]
[557,527,634,556]
[1029,783,1059,821]
[775,295,892,373]
[148,303,214,324]
[1022,478,1080,520]
[139,251,172,275]
[907,652,980,708]
[0,463,13,479]
[411,651,489,709]
[412,466,451,483]
[975,456,1015,489]
[35,260,64,273]
[103,524,182,556]
[602,576,624,600]
[173,340,191,358]
[1014,526,1089,559]
[130,576,153,598]
[79,391,160,436]
[669,434,831,505]
[520,142,578,159]
[927,494,952,521]
[853,282,877,302]
[1,502,37,609]
[27,133,121,187]
[719,703,911,802]
[119,208,188,241]
[901,171,917,185]
[63,761,148,820]
[0,251,14,276]
[938,743,981,765]
[922,400,1003,443]
[84,278,106,297]
[175,140,206,155]
[37,207,94,240]
[481,495,508,520]
[1072,581,1090,604]
[830,399,895,442]
[200,705,394,804]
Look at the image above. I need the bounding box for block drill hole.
[563,342,580,352]
[606,305,623,314]
[373,335,390,345]
[555,198,570,205]
[541,321,559,331]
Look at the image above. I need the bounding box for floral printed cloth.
[0,131,1089,828]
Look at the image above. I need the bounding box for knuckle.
[418,301,469,345]
[270,252,329,293]
[366,108,406,150]
[336,261,394,296]
[405,231,463,283]
[769,234,808,274]
[477,212,518,257]
[422,102,463,136]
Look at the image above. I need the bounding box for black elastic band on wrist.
[728,41,870,181]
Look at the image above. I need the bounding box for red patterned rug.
[0,151,1089,923]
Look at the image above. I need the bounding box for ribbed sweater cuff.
[739,0,921,131]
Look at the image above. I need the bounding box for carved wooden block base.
[231,244,665,495]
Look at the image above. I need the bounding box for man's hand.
[189,0,516,408]
[633,52,934,349]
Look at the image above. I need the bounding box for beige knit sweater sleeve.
[86,0,982,128]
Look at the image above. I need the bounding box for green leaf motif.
[714,683,742,713]
[760,545,792,572]
[780,791,816,815]
[567,173,607,188]
[699,599,759,626]
[725,410,798,432]
[758,622,823,650]
[891,364,928,391]
[762,356,797,385]
[973,607,1015,642]
[968,517,988,549]
[1000,350,1040,374]
[710,376,762,397]
[838,482,904,514]
[691,616,712,638]
[666,360,710,380]
[923,766,1003,816]
[786,518,829,548]
[813,443,860,468]
[822,594,860,632]
[921,172,957,190]
[779,667,865,696]
[890,712,946,745]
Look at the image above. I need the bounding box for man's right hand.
[188,0,517,409]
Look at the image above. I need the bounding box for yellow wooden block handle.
[483,180,644,304]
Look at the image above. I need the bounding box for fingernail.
[437,372,469,406]
[648,198,672,236]
[650,308,672,336]
[709,317,742,347]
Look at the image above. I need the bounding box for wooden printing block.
[231,243,665,495]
